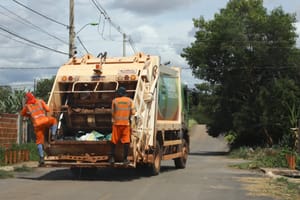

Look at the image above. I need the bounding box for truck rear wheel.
[174,139,188,169]
[150,140,162,175]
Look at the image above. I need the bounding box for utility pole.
[69,0,75,58]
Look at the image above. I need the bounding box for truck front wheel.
[174,139,188,169]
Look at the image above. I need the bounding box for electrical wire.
[0,25,68,55]
[76,36,89,54]
[12,0,69,28]
[91,0,137,53]
[0,4,68,45]
[0,31,45,51]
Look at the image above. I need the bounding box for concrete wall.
[0,114,19,149]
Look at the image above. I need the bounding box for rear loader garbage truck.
[43,52,189,175]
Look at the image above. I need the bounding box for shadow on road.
[189,151,229,156]
[17,165,178,181]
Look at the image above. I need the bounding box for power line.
[0,25,68,55]
[12,0,69,28]
[0,31,45,51]
[0,4,68,45]
[91,0,137,54]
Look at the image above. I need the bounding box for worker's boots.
[39,156,44,166]
[108,143,115,164]
[123,143,130,165]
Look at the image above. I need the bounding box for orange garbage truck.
[44,52,189,175]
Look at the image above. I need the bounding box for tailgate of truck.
[44,141,133,167]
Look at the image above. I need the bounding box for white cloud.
[0,0,299,89]
[108,0,198,15]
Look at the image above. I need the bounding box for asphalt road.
[0,125,274,200]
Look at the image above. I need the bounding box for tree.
[182,0,300,147]
[34,76,55,102]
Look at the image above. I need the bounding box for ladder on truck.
[131,60,159,167]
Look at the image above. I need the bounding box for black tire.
[150,140,162,175]
[174,139,188,169]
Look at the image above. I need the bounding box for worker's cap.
[25,92,35,99]
[117,87,126,96]
[24,92,36,104]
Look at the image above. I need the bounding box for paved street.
[0,125,274,200]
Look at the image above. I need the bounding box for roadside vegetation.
[0,77,54,171]
[0,143,39,166]
[0,165,34,179]
[229,147,300,200]
[0,77,54,113]
[228,146,297,169]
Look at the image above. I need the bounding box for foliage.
[274,178,300,200]
[189,83,217,124]
[0,170,14,179]
[230,147,300,200]
[182,0,300,147]
[34,76,55,102]
[188,118,198,128]
[10,143,39,161]
[0,143,39,166]
[229,147,297,169]
[0,88,25,114]
[0,76,54,114]
[224,130,237,145]
[0,147,5,166]
[14,165,33,172]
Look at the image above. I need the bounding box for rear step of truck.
[43,155,136,168]
[42,161,136,168]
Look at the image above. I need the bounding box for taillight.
[130,75,136,80]
[61,75,74,82]
[61,76,67,81]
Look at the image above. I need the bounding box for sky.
[0,0,299,89]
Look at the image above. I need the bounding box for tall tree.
[182,0,300,147]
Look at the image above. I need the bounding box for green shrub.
[228,146,252,159]
[0,147,5,166]
[10,143,39,161]
[188,118,198,128]
[0,143,39,166]
[14,165,33,172]
[225,130,237,145]
[0,170,14,179]
[229,147,292,168]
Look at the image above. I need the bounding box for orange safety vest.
[26,100,48,127]
[112,96,134,125]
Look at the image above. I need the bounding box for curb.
[0,161,39,172]
[261,168,300,182]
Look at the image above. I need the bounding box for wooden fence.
[4,149,30,165]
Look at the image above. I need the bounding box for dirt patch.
[237,176,300,200]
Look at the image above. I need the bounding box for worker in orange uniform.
[109,87,135,165]
[21,92,57,165]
